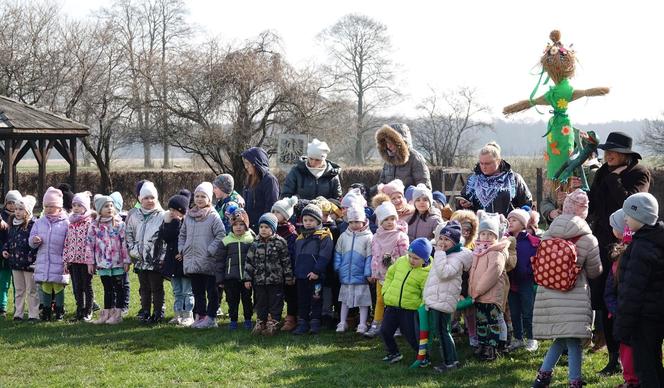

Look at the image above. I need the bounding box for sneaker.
[195,316,218,329]
[27,318,39,323]
[525,339,539,352]
[92,302,101,312]
[243,320,253,330]
[336,322,347,333]
[82,312,93,322]
[190,316,206,328]
[364,323,381,338]
[435,361,460,373]
[180,312,195,327]
[382,353,403,363]
[508,338,524,351]
[356,323,368,334]
[169,312,182,325]
[469,336,479,348]
[13,316,23,322]
[229,321,238,331]
[418,358,431,368]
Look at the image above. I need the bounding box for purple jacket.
[508,231,539,288]
[30,212,70,284]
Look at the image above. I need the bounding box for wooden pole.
[3,139,14,196]
[69,137,77,192]
[536,168,543,211]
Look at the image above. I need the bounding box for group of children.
[1,176,663,387]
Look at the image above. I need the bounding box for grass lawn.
[0,273,624,387]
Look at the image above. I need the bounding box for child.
[366,200,409,338]
[312,196,342,329]
[271,195,299,331]
[380,238,432,364]
[432,191,454,221]
[213,173,245,232]
[614,193,664,388]
[85,195,130,324]
[424,221,473,372]
[30,187,70,321]
[179,182,226,329]
[532,189,601,388]
[506,207,541,352]
[451,209,480,346]
[63,191,95,321]
[407,184,443,242]
[377,179,414,223]
[243,213,293,336]
[3,195,38,321]
[0,190,21,317]
[293,203,334,335]
[468,211,509,361]
[159,190,195,326]
[217,208,255,331]
[334,204,373,333]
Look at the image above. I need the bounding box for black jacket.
[461,160,532,217]
[282,159,342,200]
[157,215,184,278]
[614,222,664,343]
[241,147,280,229]
[4,219,37,272]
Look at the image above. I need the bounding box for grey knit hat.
[301,203,323,224]
[213,174,234,195]
[623,192,659,226]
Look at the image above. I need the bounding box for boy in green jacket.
[380,237,432,364]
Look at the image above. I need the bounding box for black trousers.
[297,279,322,322]
[190,274,219,318]
[100,275,125,309]
[284,283,298,316]
[254,284,284,322]
[632,321,664,387]
[69,263,93,314]
[123,272,130,309]
[224,279,253,322]
[380,307,418,354]
[137,270,164,315]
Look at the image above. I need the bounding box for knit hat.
[408,238,432,265]
[562,189,589,219]
[307,138,330,160]
[508,208,530,229]
[139,181,158,201]
[609,209,626,233]
[623,192,659,226]
[168,194,190,215]
[405,186,415,203]
[213,174,234,195]
[347,204,366,223]
[18,195,36,216]
[72,191,92,213]
[5,190,22,204]
[57,183,74,210]
[301,203,323,224]
[195,182,214,201]
[327,198,343,218]
[258,213,278,233]
[440,220,462,245]
[341,188,367,208]
[94,195,114,214]
[377,179,405,198]
[411,184,433,205]
[230,208,250,230]
[135,180,148,197]
[432,191,447,206]
[109,192,124,213]
[272,195,298,220]
[478,210,501,238]
[375,201,398,225]
[224,202,240,218]
[43,187,64,208]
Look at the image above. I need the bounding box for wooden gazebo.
[0,96,89,199]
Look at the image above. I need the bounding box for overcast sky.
[62,0,664,125]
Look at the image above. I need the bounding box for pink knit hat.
[562,189,589,219]
[72,191,92,213]
[378,179,405,197]
[43,186,64,208]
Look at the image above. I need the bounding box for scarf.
[187,205,213,221]
[13,217,25,226]
[446,243,463,254]
[465,170,516,209]
[306,161,327,179]
[46,211,66,223]
[69,212,91,224]
[473,240,494,257]
[373,226,404,256]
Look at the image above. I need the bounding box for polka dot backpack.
[530,236,582,292]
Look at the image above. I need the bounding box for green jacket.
[382,255,431,310]
[216,231,255,284]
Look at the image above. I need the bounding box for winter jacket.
[614,222,664,344]
[282,158,342,200]
[604,261,619,316]
[334,227,373,285]
[156,211,184,278]
[382,255,431,310]
[179,209,226,276]
[294,227,334,280]
[215,191,244,232]
[469,239,509,306]
[241,147,280,229]
[461,160,533,216]
[30,212,70,284]
[243,234,293,285]
[276,222,297,269]
[423,245,473,313]
[126,208,165,272]
[217,231,255,283]
[407,210,444,241]
[508,231,540,289]
[370,223,409,281]
[4,218,37,271]
[375,124,432,189]
[84,217,130,270]
[532,214,602,339]
[0,210,10,271]
[63,215,93,265]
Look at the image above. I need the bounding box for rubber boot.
[532,370,553,388]
[597,351,621,376]
[292,319,309,335]
[309,319,321,335]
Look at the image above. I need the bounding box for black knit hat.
[301,203,323,224]
[168,189,191,214]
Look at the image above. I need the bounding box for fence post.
[536,168,543,211]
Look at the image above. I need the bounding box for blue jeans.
[541,338,582,381]
[172,276,194,313]
[508,280,535,340]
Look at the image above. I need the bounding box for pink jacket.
[85,217,130,270]
[63,215,93,265]
[469,239,510,306]
[371,221,409,281]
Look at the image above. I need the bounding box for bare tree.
[318,14,400,165]
[413,87,493,166]
[642,113,664,164]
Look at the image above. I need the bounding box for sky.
[60,0,664,125]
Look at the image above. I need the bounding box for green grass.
[0,273,624,387]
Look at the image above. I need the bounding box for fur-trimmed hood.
[376,124,412,166]
[451,210,479,248]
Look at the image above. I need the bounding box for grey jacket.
[178,209,226,276]
[375,124,432,189]
[126,208,165,272]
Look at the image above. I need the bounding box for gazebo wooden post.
[3,139,14,194]
[69,137,77,192]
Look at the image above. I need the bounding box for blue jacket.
[241,147,280,230]
[334,227,373,285]
[294,227,334,280]
[508,231,539,286]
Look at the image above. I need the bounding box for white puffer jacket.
[423,247,473,313]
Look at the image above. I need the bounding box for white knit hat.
[139,181,158,201]
[5,190,21,204]
[195,182,214,201]
[17,195,36,216]
[272,195,298,220]
[375,201,398,225]
[507,208,530,229]
[341,188,367,208]
[307,138,330,160]
[411,183,432,205]
[346,204,366,223]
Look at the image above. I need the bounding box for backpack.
[531,236,582,291]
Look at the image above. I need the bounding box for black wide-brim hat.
[597,131,642,159]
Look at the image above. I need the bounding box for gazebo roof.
[0,95,89,137]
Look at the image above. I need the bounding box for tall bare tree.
[642,113,664,164]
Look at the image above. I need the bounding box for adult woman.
[282,139,342,200]
[459,142,532,216]
[240,147,279,231]
[375,123,431,189]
